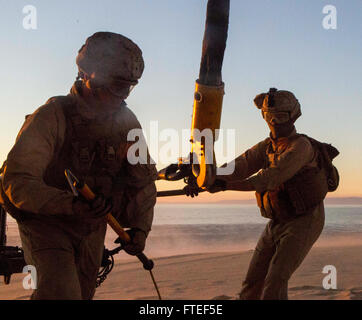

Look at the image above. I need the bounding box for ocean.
[115,204,362,259]
[4,204,362,259]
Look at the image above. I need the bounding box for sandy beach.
[2,204,362,300]
[1,243,362,300]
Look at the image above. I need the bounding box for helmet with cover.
[254,88,301,125]
[76,32,144,97]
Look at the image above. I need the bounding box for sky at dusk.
[0,0,361,201]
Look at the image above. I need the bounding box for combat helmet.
[254,88,301,124]
[76,32,144,96]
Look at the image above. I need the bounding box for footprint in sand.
[135,295,158,300]
[289,285,320,291]
[348,287,362,300]
[212,295,233,300]
[290,285,342,296]
[289,285,362,300]
[170,282,183,288]
[15,295,31,300]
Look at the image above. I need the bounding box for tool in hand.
[65,169,161,300]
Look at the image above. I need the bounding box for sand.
[1,244,362,300]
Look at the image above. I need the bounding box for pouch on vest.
[255,191,274,220]
[283,167,328,215]
[255,135,340,221]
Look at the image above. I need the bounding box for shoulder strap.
[298,134,339,160]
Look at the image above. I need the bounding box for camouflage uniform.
[225,130,324,299]
[221,89,326,299]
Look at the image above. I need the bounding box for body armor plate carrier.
[256,134,339,221]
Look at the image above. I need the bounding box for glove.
[72,194,112,220]
[207,179,227,194]
[115,228,146,256]
[183,184,200,198]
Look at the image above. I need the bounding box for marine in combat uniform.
[0,32,157,299]
[188,88,328,300]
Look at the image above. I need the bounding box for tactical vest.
[256,134,338,222]
[43,96,126,199]
[1,96,129,226]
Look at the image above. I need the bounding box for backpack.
[300,135,340,192]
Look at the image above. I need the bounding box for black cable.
[96,249,115,288]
